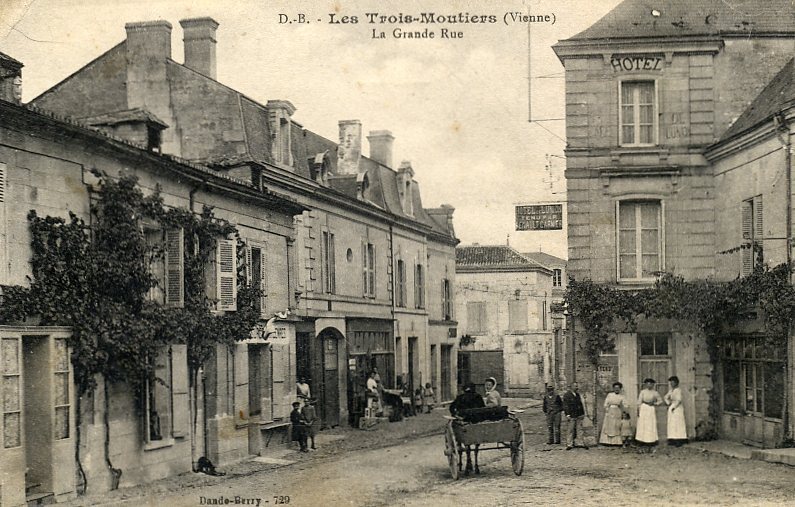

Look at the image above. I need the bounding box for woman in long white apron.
[636,378,663,451]
[664,375,688,446]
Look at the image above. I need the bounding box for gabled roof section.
[0,51,23,70]
[456,245,550,272]
[522,252,567,269]
[565,0,795,41]
[719,57,795,141]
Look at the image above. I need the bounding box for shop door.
[321,332,340,428]
[638,334,672,442]
[441,345,452,401]
[408,337,418,397]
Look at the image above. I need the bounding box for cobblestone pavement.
[66,400,795,507]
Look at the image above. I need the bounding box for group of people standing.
[544,377,687,451]
[290,377,319,453]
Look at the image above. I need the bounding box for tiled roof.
[521,252,567,269]
[565,0,795,41]
[720,58,795,141]
[456,245,549,271]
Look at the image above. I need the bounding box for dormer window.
[147,126,162,153]
[266,100,297,167]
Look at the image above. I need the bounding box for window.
[146,347,173,442]
[620,81,656,146]
[396,260,406,307]
[442,278,453,321]
[414,264,425,309]
[322,231,336,294]
[723,337,784,418]
[552,269,562,288]
[2,337,21,448]
[741,196,763,276]
[246,243,267,317]
[541,300,548,331]
[362,242,376,298]
[467,302,487,334]
[54,338,70,440]
[507,300,528,332]
[618,201,662,281]
[638,333,671,396]
[144,226,184,307]
[216,239,237,311]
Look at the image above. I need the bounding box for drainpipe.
[775,114,793,440]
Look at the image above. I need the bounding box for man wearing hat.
[543,385,563,444]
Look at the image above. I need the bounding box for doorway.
[23,336,53,496]
[408,337,418,398]
[318,328,341,428]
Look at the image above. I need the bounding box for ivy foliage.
[565,265,795,364]
[565,265,795,438]
[0,171,263,394]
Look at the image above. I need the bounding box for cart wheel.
[511,421,526,476]
[445,424,460,480]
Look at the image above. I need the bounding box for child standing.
[290,402,308,452]
[302,399,319,450]
[422,383,435,413]
[414,388,424,415]
[620,411,634,448]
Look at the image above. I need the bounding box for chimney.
[179,17,219,79]
[124,20,180,154]
[367,130,394,167]
[337,120,362,175]
[0,52,23,104]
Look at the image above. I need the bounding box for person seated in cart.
[450,382,485,416]
[484,377,501,407]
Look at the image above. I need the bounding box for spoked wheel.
[511,420,526,476]
[445,424,460,480]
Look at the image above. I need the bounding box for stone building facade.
[554,0,795,446]
[455,245,556,398]
[31,16,458,442]
[0,54,304,505]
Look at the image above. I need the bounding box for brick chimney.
[124,20,180,154]
[337,120,362,175]
[0,52,23,104]
[366,130,394,168]
[179,17,219,79]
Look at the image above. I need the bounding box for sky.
[0,0,623,259]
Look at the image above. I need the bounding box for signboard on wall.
[515,204,563,231]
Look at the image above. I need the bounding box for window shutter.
[260,245,268,318]
[245,242,253,287]
[329,233,335,293]
[165,228,184,308]
[271,344,288,419]
[362,241,368,296]
[0,162,5,203]
[371,244,377,298]
[753,196,763,240]
[170,344,189,437]
[216,239,237,311]
[741,201,753,276]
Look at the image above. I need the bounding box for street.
[67,400,795,507]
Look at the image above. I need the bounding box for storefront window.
[722,336,785,419]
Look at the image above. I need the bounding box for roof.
[521,252,567,269]
[719,57,795,141]
[0,51,23,70]
[565,0,795,41]
[456,245,551,273]
[78,107,168,129]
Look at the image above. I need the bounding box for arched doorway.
[316,327,344,428]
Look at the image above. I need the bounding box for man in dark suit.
[543,385,563,444]
[449,383,485,416]
[562,382,588,450]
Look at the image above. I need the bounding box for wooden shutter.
[0,163,7,284]
[170,344,189,437]
[271,344,287,419]
[245,242,253,287]
[234,344,248,425]
[165,228,184,308]
[362,240,368,296]
[753,196,763,268]
[329,233,336,293]
[370,244,376,298]
[217,239,237,311]
[741,200,753,276]
[259,245,268,317]
[0,162,5,203]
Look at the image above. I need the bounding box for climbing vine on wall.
[0,170,263,394]
[564,265,795,437]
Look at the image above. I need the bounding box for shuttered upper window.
[164,228,184,308]
[246,242,268,317]
[217,239,237,311]
[467,302,487,334]
[741,196,764,276]
[362,242,376,298]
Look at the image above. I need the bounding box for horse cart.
[443,407,525,479]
